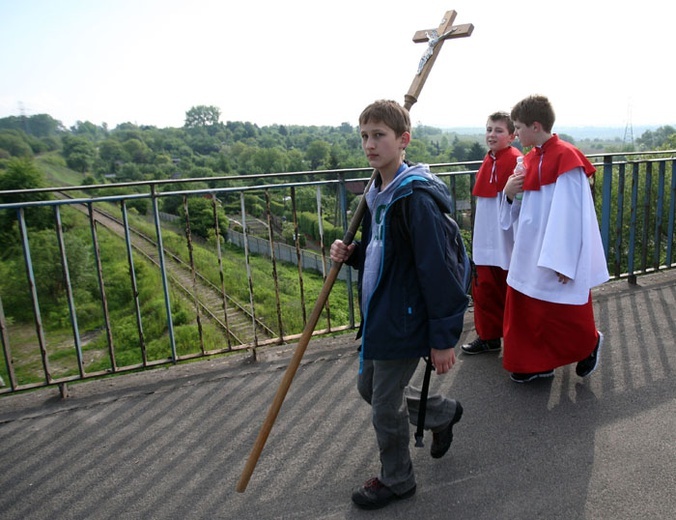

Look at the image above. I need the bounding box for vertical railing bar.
[16,209,51,384]
[151,186,177,362]
[183,196,205,355]
[653,162,666,270]
[600,155,614,257]
[0,294,18,390]
[240,192,259,348]
[265,190,284,341]
[627,163,640,283]
[87,203,116,372]
[290,186,307,326]
[666,159,676,266]
[54,205,84,377]
[613,164,626,278]
[120,200,147,366]
[315,186,331,330]
[449,175,458,220]
[212,196,233,350]
[336,174,356,328]
[640,162,652,272]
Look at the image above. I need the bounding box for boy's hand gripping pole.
[236,8,473,493]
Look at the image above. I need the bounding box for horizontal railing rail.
[0,150,674,394]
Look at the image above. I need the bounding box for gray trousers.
[358,357,458,494]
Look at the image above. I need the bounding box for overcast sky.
[1,0,673,131]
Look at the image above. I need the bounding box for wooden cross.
[235,9,474,495]
[404,10,474,110]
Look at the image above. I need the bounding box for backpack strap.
[414,357,434,447]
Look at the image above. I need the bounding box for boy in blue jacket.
[330,99,468,510]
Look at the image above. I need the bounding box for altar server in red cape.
[461,112,522,355]
[501,95,609,383]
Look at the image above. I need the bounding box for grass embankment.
[1,156,356,387]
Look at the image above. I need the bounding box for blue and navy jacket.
[345,163,469,360]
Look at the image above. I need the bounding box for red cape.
[522,134,595,191]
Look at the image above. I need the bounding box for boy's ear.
[400,131,411,148]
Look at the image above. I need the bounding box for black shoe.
[510,370,554,383]
[351,477,416,510]
[461,337,501,355]
[431,402,463,459]
[576,331,604,377]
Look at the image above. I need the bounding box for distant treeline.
[3,105,675,185]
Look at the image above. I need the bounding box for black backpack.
[397,193,472,297]
[396,191,472,448]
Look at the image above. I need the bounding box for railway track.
[59,194,275,349]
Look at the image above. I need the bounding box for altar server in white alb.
[461,111,521,356]
[501,95,610,384]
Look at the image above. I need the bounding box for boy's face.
[485,118,515,153]
[513,119,538,148]
[360,120,410,175]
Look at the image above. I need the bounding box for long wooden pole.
[235,178,370,493]
[236,9,471,493]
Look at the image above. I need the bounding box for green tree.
[185,105,221,128]
[185,128,220,154]
[117,162,143,181]
[179,196,228,239]
[0,130,33,157]
[0,113,64,137]
[252,147,289,174]
[27,114,66,137]
[467,142,486,161]
[305,140,331,170]
[287,148,307,172]
[406,139,432,163]
[62,135,96,173]
[98,138,129,172]
[71,120,107,141]
[636,126,676,150]
[0,157,53,246]
[122,138,152,163]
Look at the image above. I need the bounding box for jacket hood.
[386,163,453,213]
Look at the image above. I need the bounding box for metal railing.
[0,151,674,394]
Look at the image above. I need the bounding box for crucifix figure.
[405,10,474,110]
[417,28,456,74]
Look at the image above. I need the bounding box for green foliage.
[296,211,342,245]
[305,140,331,170]
[184,105,221,128]
[178,196,229,240]
[0,129,34,158]
[0,156,46,193]
[70,120,108,141]
[62,135,96,173]
[0,158,53,237]
[0,114,64,137]
[3,111,676,187]
[635,126,676,151]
